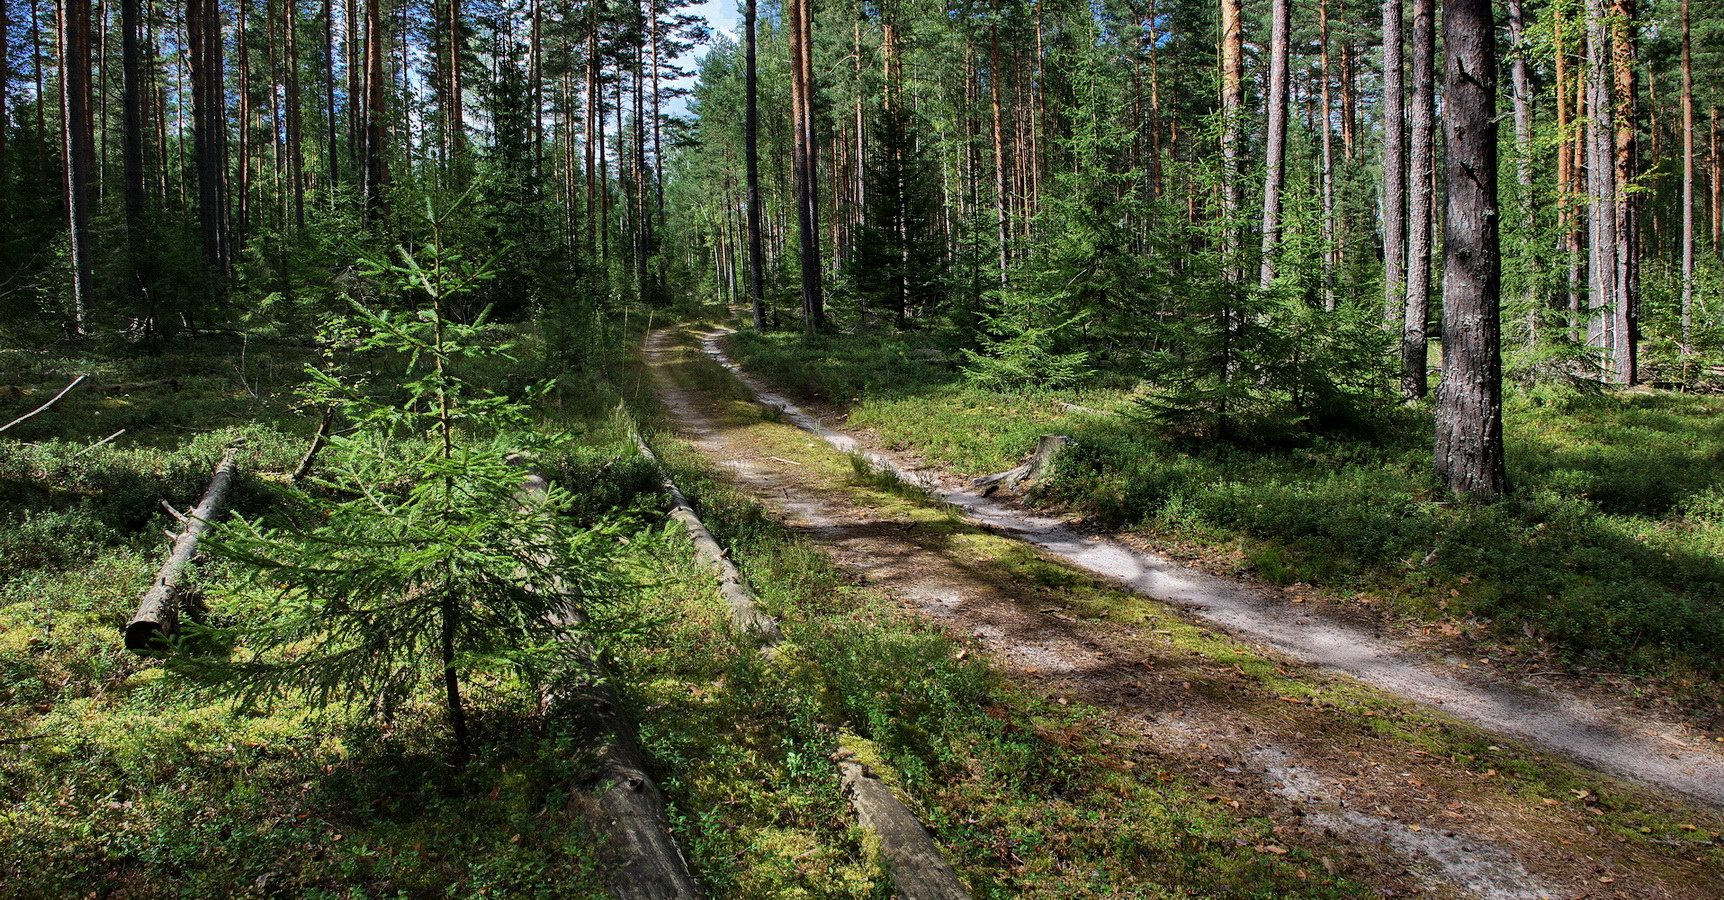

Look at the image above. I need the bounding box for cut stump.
[973,435,1073,496]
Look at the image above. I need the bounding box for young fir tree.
[176,203,613,759]
[962,39,1133,392]
[851,98,946,329]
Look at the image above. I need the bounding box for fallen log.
[126,448,240,651]
[630,431,781,642]
[517,466,703,900]
[972,435,1073,497]
[623,423,968,898]
[554,657,704,900]
[836,750,971,900]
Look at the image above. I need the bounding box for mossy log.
[837,751,971,900]
[632,431,781,642]
[518,466,703,899]
[627,421,968,898]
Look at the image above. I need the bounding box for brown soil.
[648,326,1724,900]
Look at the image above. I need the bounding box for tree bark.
[1381,0,1406,324]
[1508,0,1535,335]
[836,752,972,900]
[126,449,240,650]
[323,0,336,198]
[1609,0,1637,385]
[1681,0,1694,358]
[361,0,385,218]
[788,0,823,332]
[237,0,251,246]
[990,0,1008,289]
[1219,0,1242,282]
[31,0,48,179]
[1256,0,1290,291]
[743,0,766,331]
[121,0,148,310]
[284,0,304,228]
[1555,3,1580,333]
[61,0,96,333]
[1317,0,1336,309]
[445,0,463,166]
[188,0,229,281]
[1432,0,1505,500]
[2,0,10,166]
[1712,107,1721,255]
[1402,0,1433,400]
[1584,0,1618,380]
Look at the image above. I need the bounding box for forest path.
[646,326,1724,899]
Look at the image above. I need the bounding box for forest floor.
[646,323,1724,899]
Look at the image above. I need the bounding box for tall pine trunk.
[1317,0,1336,309]
[788,0,822,332]
[322,0,336,199]
[445,0,462,168]
[1680,0,1694,358]
[1609,0,1637,385]
[1381,0,1406,325]
[120,0,147,312]
[187,0,227,287]
[1508,0,1535,336]
[743,0,765,330]
[1433,0,1505,499]
[1255,0,1289,290]
[1218,0,1242,283]
[284,0,303,228]
[990,0,1008,289]
[1555,4,1581,334]
[361,0,385,218]
[1402,0,1433,400]
[61,0,96,333]
[1584,0,1619,379]
[2,0,9,167]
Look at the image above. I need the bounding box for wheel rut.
[647,326,1724,900]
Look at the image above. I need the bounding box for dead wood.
[126,448,240,651]
[291,406,336,482]
[632,431,781,642]
[516,466,703,899]
[837,751,972,900]
[625,418,967,897]
[0,375,88,434]
[973,435,1073,497]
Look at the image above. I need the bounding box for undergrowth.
[728,326,1724,689]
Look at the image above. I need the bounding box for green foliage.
[851,99,948,328]
[172,204,617,754]
[1136,177,1394,439]
[735,326,1724,682]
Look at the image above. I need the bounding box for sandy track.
[650,326,1724,899]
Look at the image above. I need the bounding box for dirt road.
[648,326,1724,899]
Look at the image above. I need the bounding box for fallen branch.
[291,406,337,482]
[0,375,87,434]
[972,435,1074,497]
[71,428,126,458]
[517,465,703,899]
[126,448,240,651]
